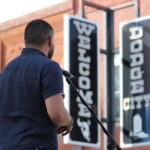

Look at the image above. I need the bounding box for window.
[113,51,120,122]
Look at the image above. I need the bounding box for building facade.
[0,0,150,149]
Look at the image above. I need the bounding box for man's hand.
[57,119,73,136]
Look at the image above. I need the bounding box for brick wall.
[0,0,150,150]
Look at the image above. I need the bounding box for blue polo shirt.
[0,48,64,150]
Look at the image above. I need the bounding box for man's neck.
[25,45,48,56]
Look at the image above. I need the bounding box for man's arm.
[42,62,73,135]
[45,94,73,136]
[45,94,73,126]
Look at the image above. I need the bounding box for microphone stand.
[63,71,122,150]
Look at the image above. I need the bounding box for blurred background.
[0,0,150,150]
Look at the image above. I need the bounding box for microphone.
[62,69,75,79]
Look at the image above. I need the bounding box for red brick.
[0,0,149,150]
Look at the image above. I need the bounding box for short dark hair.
[24,19,54,46]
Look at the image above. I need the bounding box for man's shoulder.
[42,59,62,72]
[4,56,20,67]
[27,55,62,73]
[2,54,61,73]
[29,54,60,68]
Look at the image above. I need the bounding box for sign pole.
[105,9,116,150]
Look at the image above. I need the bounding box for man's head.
[24,19,54,58]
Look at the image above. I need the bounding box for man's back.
[0,48,64,150]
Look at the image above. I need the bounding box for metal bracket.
[100,49,108,55]
[101,117,116,124]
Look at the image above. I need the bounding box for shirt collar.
[21,48,46,57]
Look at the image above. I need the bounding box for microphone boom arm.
[63,71,122,150]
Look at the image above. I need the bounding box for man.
[0,19,73,150]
